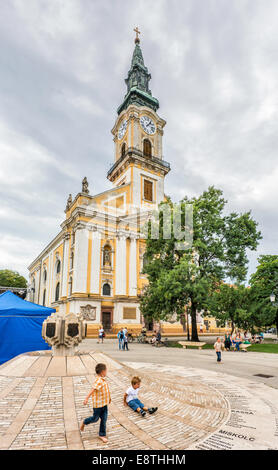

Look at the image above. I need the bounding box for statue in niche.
[103,246,112,267]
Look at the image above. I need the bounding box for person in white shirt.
[123,376,158,417]
[214,337,224,362]
[98,326,104,344]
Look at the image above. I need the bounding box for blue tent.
[0,290,55,365]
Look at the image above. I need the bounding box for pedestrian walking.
[117,329,124,350]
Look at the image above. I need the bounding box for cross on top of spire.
[134,26,141,43]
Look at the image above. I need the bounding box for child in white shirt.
[123,376,158,417]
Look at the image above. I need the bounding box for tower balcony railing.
[107,147,170,177]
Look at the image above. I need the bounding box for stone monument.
[42,311,87,356]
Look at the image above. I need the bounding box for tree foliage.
[207,284,254,333]
[249,255,278,333]
[140,186,262,341]
[0,269,27,288]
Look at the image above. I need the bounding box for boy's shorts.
[128,398,145,411]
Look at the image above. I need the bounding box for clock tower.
[108,31,170,210]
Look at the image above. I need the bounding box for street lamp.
[270,292,278,306]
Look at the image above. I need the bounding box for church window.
[43,269,47,283]
[56,260,61,274]
[70,252,74,270]
[55,282,60,302]
[143,252,148,270]
[42,289,46,306]
[121,143,126,157]
[143,139,152,158]
[68,277,73,296]
[102,283,111,296]
[144,179,153,202]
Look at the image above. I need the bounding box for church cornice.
[107,147,170,182]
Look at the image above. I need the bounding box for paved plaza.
[0,341,277,450]
[79,338,278,389]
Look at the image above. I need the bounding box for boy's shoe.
[140,409,146,417]
[148,407,158,414]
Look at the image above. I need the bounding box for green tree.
[0,269,27,288]
[250,255,278,335]
[207,283,254,333]
[140,187,262,341]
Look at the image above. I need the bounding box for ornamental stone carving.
[80,305,96,321]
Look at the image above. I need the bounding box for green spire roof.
[117,40,159,115]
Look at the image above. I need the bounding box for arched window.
[70,252,74,270]
[143,139,152,158]
[143,252,148,270]
[55,282,60,302]
[68,277,73,296]
[121,142,126,157]
[103,245,112,267]
[102,283,111,296]
[43,270,47,283]
[56,260,61,274]
[42,289,46,306]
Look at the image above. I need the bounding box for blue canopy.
[0,291,55,364]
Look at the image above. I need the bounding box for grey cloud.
[0,0,277,280]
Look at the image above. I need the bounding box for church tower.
[108,29,170,210]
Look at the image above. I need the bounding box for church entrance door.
[102,310,112,332]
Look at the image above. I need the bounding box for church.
[27,31,188,336]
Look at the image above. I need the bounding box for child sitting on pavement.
[123,376,158,417]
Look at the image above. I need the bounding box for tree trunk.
[231,321,235,335]
[276,311,278,338]
[191,302,199,342]
[180,313,186,332]
[186,312,190,341]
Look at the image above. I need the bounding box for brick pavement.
[0,350,277,450]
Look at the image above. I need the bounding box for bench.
[178,341,206,350]
[240,343,251,352]
[231,343,251,352]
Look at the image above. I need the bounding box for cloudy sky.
[0,0,277,281]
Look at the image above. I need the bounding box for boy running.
[80,363,111,443]
[124,376,157,417]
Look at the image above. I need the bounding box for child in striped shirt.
[80,363,111,443]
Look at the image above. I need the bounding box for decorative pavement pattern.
[0,351,277,450]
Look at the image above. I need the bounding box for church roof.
[117,39,159,115]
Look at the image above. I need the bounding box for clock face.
[140,116,156,135]
[118,120,127,140]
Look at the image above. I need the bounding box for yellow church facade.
[28,34,186,336]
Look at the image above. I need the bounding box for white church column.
[61,233,70,297]
[115,235,126,295]
[90,229,101,294]
[48,251,53,304]
[129,237,137,296]
[72,224,89,294]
